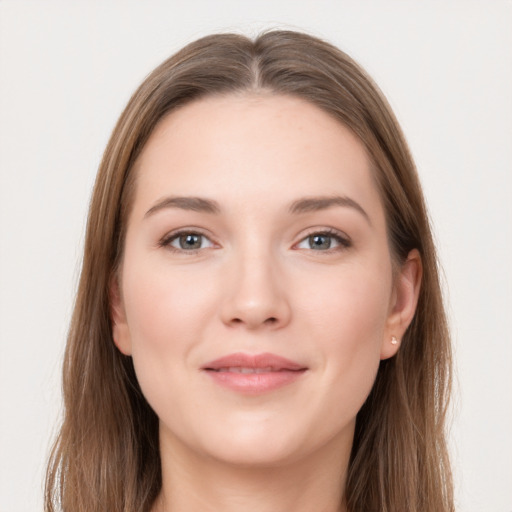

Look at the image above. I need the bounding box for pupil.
[310,234,331,250]
[180,234,201,249]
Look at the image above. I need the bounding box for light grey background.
[1,1,511,511]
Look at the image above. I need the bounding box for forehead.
[132,93,383,221]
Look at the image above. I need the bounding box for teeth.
[218,367,275,374]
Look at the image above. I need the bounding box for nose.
[219,251,292,330]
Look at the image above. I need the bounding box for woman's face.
[112,94,417,467]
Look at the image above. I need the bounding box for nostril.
[225,313,284,329]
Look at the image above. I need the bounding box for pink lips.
[202,352,307,394]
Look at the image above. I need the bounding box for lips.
[203,352,306,372]
[201,352,307,394]
[213,367,278,374]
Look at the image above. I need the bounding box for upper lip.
[202,352,307,371]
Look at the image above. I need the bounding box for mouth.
[201,352,308,394]
[208,366,299,374]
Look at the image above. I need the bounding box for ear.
[380,249,422,360]
[109,275,132,356]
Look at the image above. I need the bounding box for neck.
[153,429,351,512]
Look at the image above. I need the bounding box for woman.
[45,30,454,512]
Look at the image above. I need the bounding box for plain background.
[0,1,511,511]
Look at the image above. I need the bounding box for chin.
[192,413,340,469]
[205,436,304,468]
[163,410,302,468]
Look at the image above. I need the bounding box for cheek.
[298,259,391,346]
[295,261,391,410]
[123,258,218,344]
[120,258,221,405]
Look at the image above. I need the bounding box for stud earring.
[391,335,399,345]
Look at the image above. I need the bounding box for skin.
[111,94,421,512]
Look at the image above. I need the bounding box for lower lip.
[203,369,307,394]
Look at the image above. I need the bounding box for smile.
[212,367,294,374]
[202,352,308,394]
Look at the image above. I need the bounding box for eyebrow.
[145,196,221,217]
[288,195,371,224]
[144,194,370,224]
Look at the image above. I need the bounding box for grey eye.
[308,234,332,250]
[168,232,214,251]
[177,234,202,250]
[295,231,350,252]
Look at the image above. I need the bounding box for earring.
[391,335,399,345]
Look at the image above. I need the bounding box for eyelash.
[294,228,352,253]
[158,229,215,254]
[158,228,352,254]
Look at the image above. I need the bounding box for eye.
[295,230,351,251]
[160,231,215,252]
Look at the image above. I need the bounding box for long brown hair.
[45,30,453,512]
